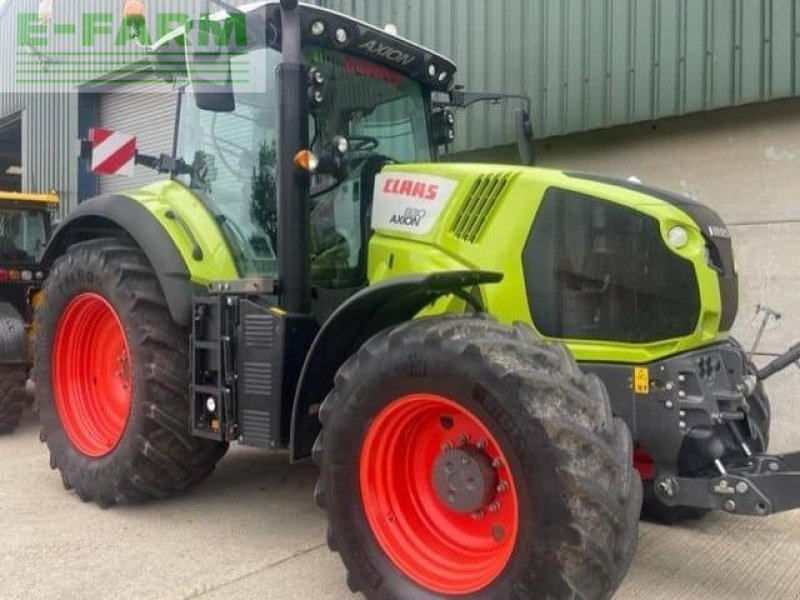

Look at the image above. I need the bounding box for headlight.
[310,20,326,36]
[667,226,689,249]
[334,28,348,44]
[333,135,350,155]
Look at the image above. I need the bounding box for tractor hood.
[368,162,737,364]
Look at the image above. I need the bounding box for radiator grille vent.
[243,361,273,396]
[450,173,512,243]
[244,314,276,348]
[241,409,271,446]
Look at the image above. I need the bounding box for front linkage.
[659,453,800,516]
[656,339,800,516]
[592,336,800,518]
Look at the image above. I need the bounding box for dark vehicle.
[0,192,55,433]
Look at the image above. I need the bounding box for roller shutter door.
[97,76,178,195]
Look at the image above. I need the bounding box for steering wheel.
[348,135,380,153]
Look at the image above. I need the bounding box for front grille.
[450,172,512,243]
[705,236,739,332]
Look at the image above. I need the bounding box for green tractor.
[33,1,800,598]
[0,191,55,433]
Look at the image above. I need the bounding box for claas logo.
[382,177,440,201]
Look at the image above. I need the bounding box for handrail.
[0,190,59,204]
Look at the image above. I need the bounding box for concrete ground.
[4,414,800,600]
[3,99,800,599]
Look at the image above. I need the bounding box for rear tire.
[34,238,227,506]
[0,365,27,434]
[315,316,641,599]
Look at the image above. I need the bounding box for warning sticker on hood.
[372,172,459,235]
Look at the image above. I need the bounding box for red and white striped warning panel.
[89,128,136,177]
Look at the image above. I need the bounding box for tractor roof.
[152,1,457,91]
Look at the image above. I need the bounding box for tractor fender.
[41,195,198,328]
[0,303,27,366]
[289,270,503,462]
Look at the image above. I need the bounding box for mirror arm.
[449,90,532,114]
[134,151,193,176]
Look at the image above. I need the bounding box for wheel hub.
[433,445,498,513]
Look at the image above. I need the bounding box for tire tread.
[314,315,641,599]
[35,238,227,506]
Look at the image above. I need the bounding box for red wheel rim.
[52,293,132,458]
[359,394,520,595]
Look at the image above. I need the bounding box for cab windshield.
[307,47,431,166]
[174,43,432,284]
[0,208,47,265]
[305,47,432,288]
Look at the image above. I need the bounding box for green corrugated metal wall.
[2,0,799,207]
[321,0,800,152]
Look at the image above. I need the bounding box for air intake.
[450,173,512,243]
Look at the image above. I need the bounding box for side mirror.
[516,108,536,166]
[186,49,235,113]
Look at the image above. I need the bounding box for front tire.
[35,238,227,506]
[315,316,641,599]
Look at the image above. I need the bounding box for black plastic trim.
[289,270,503,461]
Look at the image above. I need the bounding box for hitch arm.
[655,452,800,516]
[758,342,800,381]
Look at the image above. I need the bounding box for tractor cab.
[171,40,435,292]
[156,1,530,309]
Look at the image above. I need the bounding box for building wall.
[0,0,257,215]
[321,0,800,153]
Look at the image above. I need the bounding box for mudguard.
[289,270,503,461]
[41,194,198,328]
[0,303,27,366]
